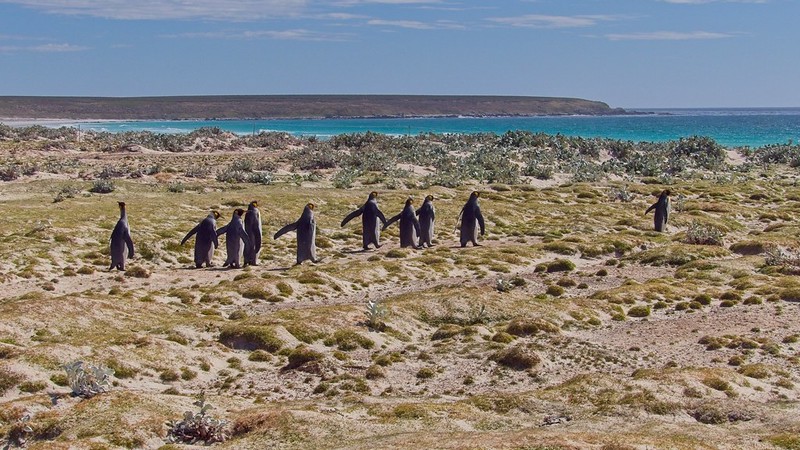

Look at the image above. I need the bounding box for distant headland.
[0,95,626,120]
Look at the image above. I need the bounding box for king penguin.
[645,189,671,232]
[181,211,221,268]
[416,194,435,248]
[458,191,485,247]
[109,201,134,271]
[274,203,319,265]
[217,209,251,269]
[384,197,421,248]
[243,201,262,266]
[341,191,387,250]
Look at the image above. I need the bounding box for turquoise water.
[53,108,800,148]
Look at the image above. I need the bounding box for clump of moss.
[544,259,576,273]
[285,345,324,370]
[392,403,428,420]
[694,294,712,305]
[431,324,464,340]
[738,364,770,379]
[219,325,284,352]
[285,323,326,344]
[627,305,651,318]
[324,329,374,351]
[386,249,408,259]
[743,296,763,305]
[276,282,293,296]
[366,365,386,380]
[506,317,560,336]
[779,288,800,302]
[240,286,270,300]
[124,266,150,278]
[248,350,272,362]
[557,278,577,287]
[730,240,766,255]
[490,344,541,370]
[546,285,565,297]
[491,332,515,343]
[0,366,24,395]
[105,358,138,379]
[416,367,436,379]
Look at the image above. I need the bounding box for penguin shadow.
[267,266,292,272]
[343,248,375,254]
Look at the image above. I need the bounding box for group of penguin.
[108,191,487,271]
[110,189,671,271]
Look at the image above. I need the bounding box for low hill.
[0,95,623,120]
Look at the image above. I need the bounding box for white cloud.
[0,42,88,52]
[367,18,463,29]
[166,29,352,41]
[605,31,735,40]
[0,0,308,20]
[487,14,617,29]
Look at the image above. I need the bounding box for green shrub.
[416,367,435,379]
[248,350,272,362]
[506,318,560,336]
[431,324,464,340]
[285,345,324,370]
[219,325,283,352]
[490,344,541,370]
[546,285,565,297]
[627,305,651,318]
[323,329,374,351]
[545,259,576,273]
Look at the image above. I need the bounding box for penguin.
[458,191,485,247]
[341,191,387,250]
[181,211,221,268]
[243,201,262,266]
[274,203,319,265]
[216,209,252,268]
[383,197,421,249]
[645,189,671,232]
[416,194,435,248]
[109,201,134,271]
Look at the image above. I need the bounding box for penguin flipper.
[341,207,363,227]
[477,210,486,236]
[645,203,656,215]
[383,214,400,230]
[181,225,199,245]
[216,225,229,237]
[413,218,421,236]
[274,221,299,240]
[377,209,388,226]
[125,232,135,258]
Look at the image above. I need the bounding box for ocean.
[23,108,800,148]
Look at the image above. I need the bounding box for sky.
[0,0,798,108]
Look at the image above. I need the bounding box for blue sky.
[0,0,797,108]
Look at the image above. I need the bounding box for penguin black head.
[307,203,315,210]
[234,208,245,216]
[426,194,434,201]
[369,191,378,199]
[663,189,671,197]
[405,197,414,206]
[471,191,480,198]
[250,200,258,208]
[212,211,221,220]
[118,201,126,209]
